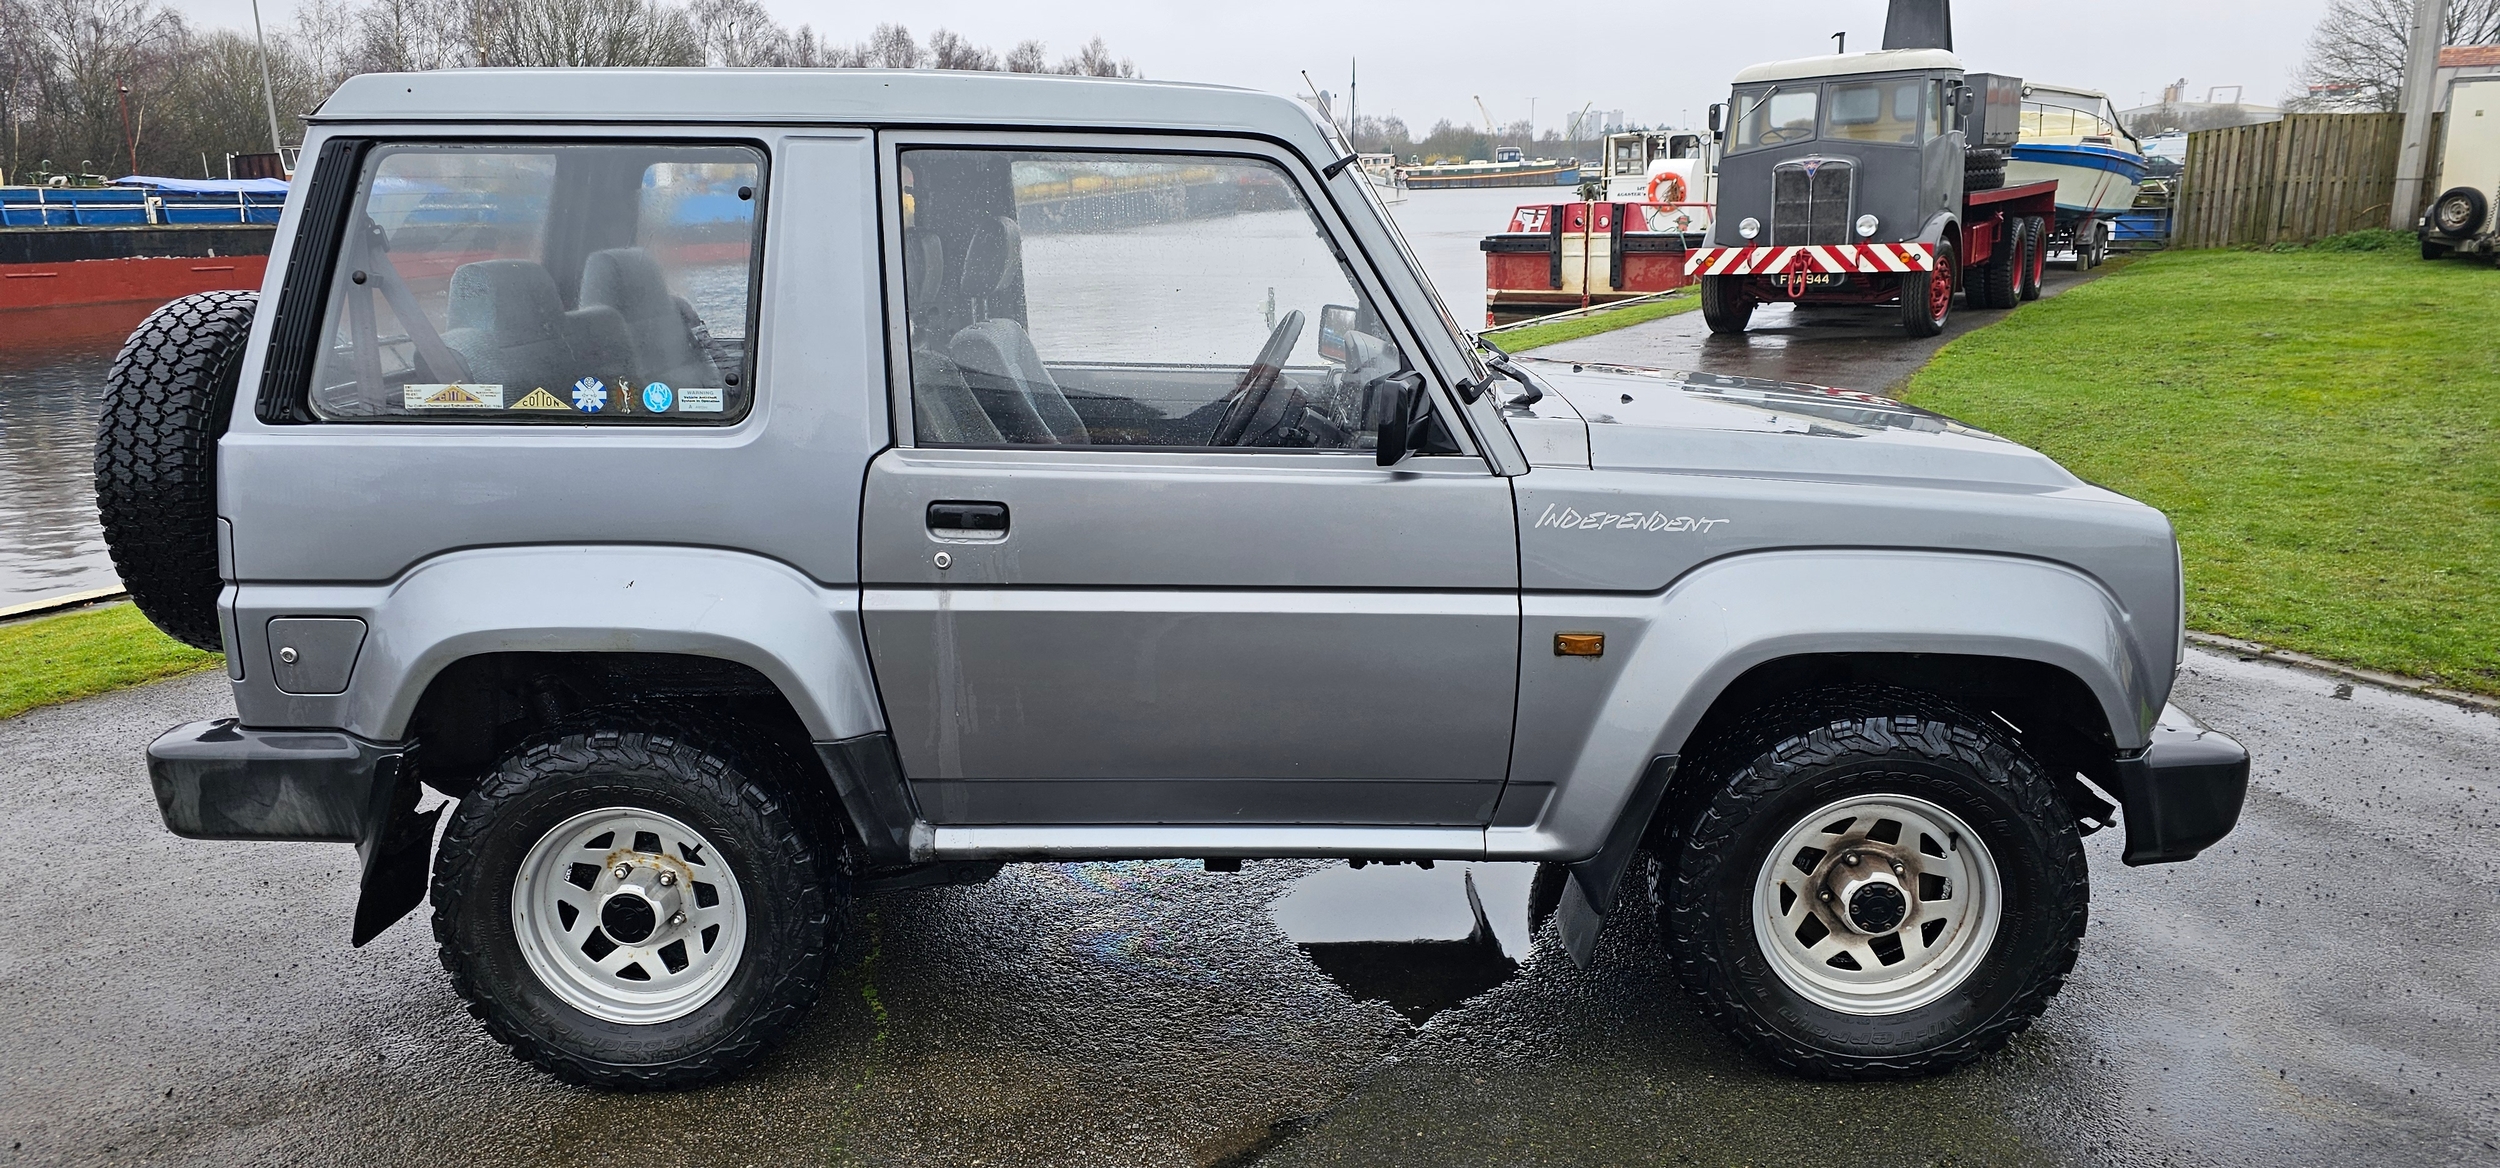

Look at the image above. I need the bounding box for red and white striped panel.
[1684,243,1936,277]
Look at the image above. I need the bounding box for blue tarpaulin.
[112,175,290,195]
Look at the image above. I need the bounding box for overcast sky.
[177,0,2331,127]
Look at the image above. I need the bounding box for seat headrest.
[447,260,565,339]
[580,247,675,324]
[956,215,1024,299]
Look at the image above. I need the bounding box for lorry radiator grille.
[1770,159,1853,245]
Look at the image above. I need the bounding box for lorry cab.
[1710,48,1968,251]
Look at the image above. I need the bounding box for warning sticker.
[510,387,569,411]
[677,387,724,413]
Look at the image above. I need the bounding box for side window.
[307,142,762,423]
[898,149,1412,451]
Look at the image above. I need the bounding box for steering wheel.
[1211,309,1305,446]
[1761,124,1811,144]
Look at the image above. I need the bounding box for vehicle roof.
[313,68,1336,152]
[1731,48,1964,85]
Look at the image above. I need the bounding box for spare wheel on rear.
[92,290,259,651]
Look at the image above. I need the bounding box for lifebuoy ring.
[1647,171,1687,205]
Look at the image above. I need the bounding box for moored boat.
[1597,129,1718,238]
[1479,200,1698,323]
[1404,146,1582,190]
[2003,85,2147,219]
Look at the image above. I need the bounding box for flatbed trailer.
[1686,178,2060,337]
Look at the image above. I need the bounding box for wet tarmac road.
[5,646,2496,1168]
[1535,260,2107,396]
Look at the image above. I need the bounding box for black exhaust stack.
[1882,0,1953,50]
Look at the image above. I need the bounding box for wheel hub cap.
[511,807,747,1025]
[1752,794,2002,1015]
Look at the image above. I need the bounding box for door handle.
[926,500,1009,534]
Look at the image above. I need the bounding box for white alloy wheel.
[511,806,748,1024]
[1752,793,2001,1015]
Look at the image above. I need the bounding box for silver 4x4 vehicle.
[102,69,2248,1089]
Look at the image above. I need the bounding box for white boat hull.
[2005,143,2146,219]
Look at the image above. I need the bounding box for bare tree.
[1002,39,1048,73]
[924,28,996,71]
[1058,35,1134,78]
[353,0,472,73]
[21,0,184,175]
[2291,0,2500,110]
[861,22,918,68]
[690,0,791,67]
[480,0,703,67]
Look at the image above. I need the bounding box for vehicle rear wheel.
[1654,689,2088,1079]
[1700,274,1754,335]
[432,714,840,1089]
[1900,240,1955,338]
[2420,233,2450,261]
[2018,218,2047,301]
[1970,222,2019,310]
[94,290,259,650]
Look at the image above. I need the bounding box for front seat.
[442,259,635,397]
[579,247,724,389]
[947,216,1088,445]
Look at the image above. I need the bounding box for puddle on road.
[1269,862,1543,1023]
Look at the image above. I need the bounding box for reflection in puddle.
[1270,863,1540,1023]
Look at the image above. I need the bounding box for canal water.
[0,187,1538,609]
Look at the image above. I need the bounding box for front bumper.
[147,719,405,841]
[1685,242,1936,277]
[2112,704,2250,866]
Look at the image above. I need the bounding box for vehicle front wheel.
[432,715,839,1089]
[1900,240,1955,338]
[1700,274,1754,334]
[1655,691,2087,1079]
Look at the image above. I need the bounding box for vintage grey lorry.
[99,68,2247,1090]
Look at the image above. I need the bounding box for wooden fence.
[2173,112,2439,248]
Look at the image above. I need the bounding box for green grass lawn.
[1492,293,1701,353]
[0,603,221,720]
[1904,243,2500,695]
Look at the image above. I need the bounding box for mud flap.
[1555,755,1678,968]
[351,755,441,947]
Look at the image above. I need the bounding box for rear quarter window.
[305,142,763,424]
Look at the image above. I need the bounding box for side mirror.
[1316,303,1357,364]
[1957,85,1978,123]
[1373,370,1431,467]
[1707,103,1726,134]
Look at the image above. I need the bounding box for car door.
[858,135,1519,828]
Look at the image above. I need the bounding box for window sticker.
[641,382,674,413]
[677,387,724,413]
[511,387,569,411]
[403,383,505,409]
[571,377,609,414]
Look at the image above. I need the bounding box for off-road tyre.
[1963,148,2005,193]
[1700,274,1755,335]
[1653,686,2088,1080]
[2018,217,2048,301]
[1900,239,1955,338]
[2420,233,2447,262]
[93,290,258,650]
[432,711,840,1090]
[1970,221,2020,309]
[2429,186,2487,240]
